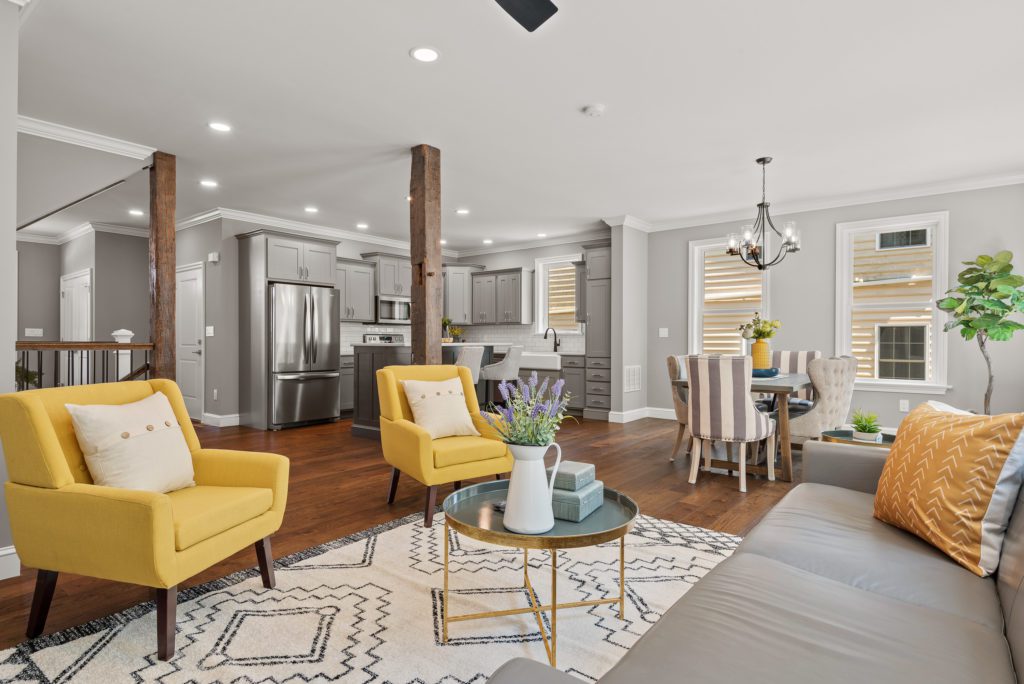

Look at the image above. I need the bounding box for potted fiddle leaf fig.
[937,250,1024,415]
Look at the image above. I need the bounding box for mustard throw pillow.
[874,402,1024,576]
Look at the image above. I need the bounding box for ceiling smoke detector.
[581,104,606,118]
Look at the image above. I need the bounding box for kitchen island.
[351,342,509,439]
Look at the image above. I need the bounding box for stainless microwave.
[377,296,412,324]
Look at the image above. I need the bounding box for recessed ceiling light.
[356,223,369,230]
[129,209,144,217]
[304,206,319,214]
[208,121,232,132]
[537,233,547,238]
[440,239,448,245]
[410,47,440,63]
[455,208,470,215]
[200,179,219,188]
[483,239,493,245]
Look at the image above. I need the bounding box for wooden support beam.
[409,144,443,365]
[149,151,176,380]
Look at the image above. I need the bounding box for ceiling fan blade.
[494,0,558,32]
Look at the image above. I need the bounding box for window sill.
[853,380,950,395]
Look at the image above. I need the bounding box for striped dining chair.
[773,350,822,404]
[685,355,776,492]
[665,355,690,461]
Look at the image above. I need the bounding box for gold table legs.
[441,520,627,668]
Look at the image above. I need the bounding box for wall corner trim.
[603,214,654,232]
[201,413,241,428]
[0,546,21,580]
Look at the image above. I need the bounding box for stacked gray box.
[547,461,603,523]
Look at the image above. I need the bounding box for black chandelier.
[726,157,801,270]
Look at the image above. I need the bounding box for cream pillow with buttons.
[65,391,195,493]
[401,377,481,440]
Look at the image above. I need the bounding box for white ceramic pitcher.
[503,442,562,534]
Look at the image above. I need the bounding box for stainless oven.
[377,296,412,324]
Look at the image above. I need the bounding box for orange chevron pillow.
[874,402,1024,576]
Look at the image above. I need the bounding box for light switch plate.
[658,328,669,338]
[205,326,215,337]
[899,399,910,412]
[24,328,43,338]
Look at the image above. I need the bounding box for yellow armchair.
[376,365,513,526]
[0,379,289,661]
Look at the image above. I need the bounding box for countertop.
[351,342,516,348]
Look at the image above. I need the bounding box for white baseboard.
[0,546,20,580]
[201,412,240,427]
[607,407,677,423]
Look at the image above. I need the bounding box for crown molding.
[59,222,94,244]
[454,229,612,258]
[603,214,653,232]
[90,222,149,239]
[175,209,222,232]
[17,116,156,160]
[7,0,32,6]
[17,221,148,246]
[650,172,1024,232]
[15,232,58,245]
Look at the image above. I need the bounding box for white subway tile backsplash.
[459,324,586,354]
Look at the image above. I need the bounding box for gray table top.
[672,371,811,394]
[442,480,639,550]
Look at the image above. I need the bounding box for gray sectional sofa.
[488,440,1024,683]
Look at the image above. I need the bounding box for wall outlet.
[658,327,669,338]
[213,388,218,401]
[899,399,910,412]
[24,328,43,338]
[205,326,215,337]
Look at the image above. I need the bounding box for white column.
[112,328,135,379]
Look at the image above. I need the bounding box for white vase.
[503,443,562,534]
[852,430,882,443]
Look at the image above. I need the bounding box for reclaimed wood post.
[409,144,442,365]
[149,151,176,379]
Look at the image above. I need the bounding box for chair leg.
[670,424,686,462]
[424,486,438,527]
[156,586,177,661]
[26,570,58,639]
[453,481,462,491]
[255,536,276,589]
[766,433,776,482]
[386,468,400,504]
[738,443,748,493]
[495,473,503,480]
[688,438,702,485]
[706,439,714,470]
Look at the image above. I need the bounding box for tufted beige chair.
[785,356,858,445]
[666,355,691,461]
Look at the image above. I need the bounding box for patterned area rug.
[0,512,739,683]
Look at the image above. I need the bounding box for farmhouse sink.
[519,352,562,371]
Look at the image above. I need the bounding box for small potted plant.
[484,373,573,534]
[448,325,464,343]
[738,314,781,370]
[851,409,883,443]
[441,317,453,343]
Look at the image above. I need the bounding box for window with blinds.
[837,212,948,388]
[690,241,766,355]
[535,256,582,333]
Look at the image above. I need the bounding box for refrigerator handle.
[303,293,311,364]
[311,292,318,365]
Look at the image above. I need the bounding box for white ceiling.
[15,0,1024,250]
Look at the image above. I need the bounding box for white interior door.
[59,269,92,385]
[176,263,205,420]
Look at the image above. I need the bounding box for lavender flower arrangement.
[483,371,572,446]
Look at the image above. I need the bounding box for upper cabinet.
[585,245,612,280]
[444,265,482,325]
[258,232,339,286]
[337,258,376,322]
[471,267,533,325]
[362,253,412,297]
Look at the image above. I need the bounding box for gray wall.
[612,226,648,413]
[177,219,239,418]
[647,183,1024,425]
[60,231,95,278]
[0,1,18,557]
[93,232,150,342]
[17,241,60,341]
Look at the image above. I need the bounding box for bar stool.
[480,346,524,402]
[454,345,485,384]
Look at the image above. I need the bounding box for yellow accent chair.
[0,380,289,661]
[377,365,513,526]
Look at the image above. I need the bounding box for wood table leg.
[26,570,58,638]
[778,392,793,481]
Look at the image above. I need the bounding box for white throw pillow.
[65,391,195,493]
[401,377,481,440]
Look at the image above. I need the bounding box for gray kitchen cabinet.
[398,260,413,296]
[585,245,612,281]
[340,356,355,412]
[472,274,497,324]
[337,258,376,322]
[444,265,481,325]
[361,253,413,297]
[574,260,587,323]
[584,279,612,357]
[266,234,337,285]
[562,367,585,411]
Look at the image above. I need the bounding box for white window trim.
[835,211,950,394]
[534,253,583,335]
[687,237,771,354]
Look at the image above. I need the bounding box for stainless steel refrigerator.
[270,283,341,428]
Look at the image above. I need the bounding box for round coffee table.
[821,429,896,448]
[442,480,639,667]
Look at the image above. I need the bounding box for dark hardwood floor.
[0,416,799,650]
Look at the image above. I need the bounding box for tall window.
[688,238,768,354]
[535,255,582,334]
[836,212,948,390]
